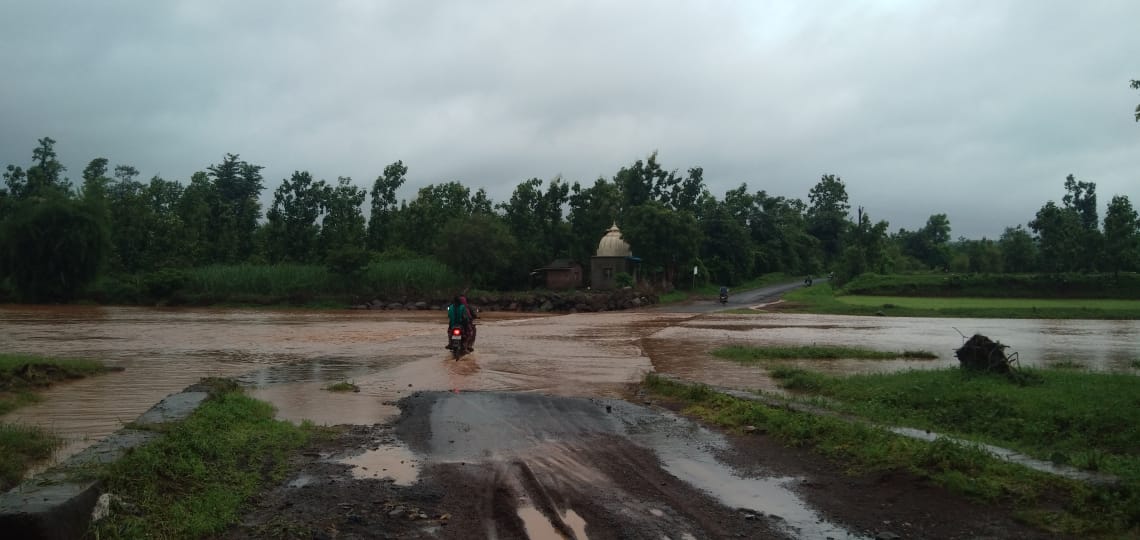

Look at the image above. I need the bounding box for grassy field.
[644,373,1140,536]
[712,345,938,361]
[91,382,321,538]
[0,353,115,490]
[779,283,1140,319]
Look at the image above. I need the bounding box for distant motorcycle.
[719,292,728,305]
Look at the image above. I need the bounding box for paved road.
[653,279,817,313]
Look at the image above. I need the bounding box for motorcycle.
[446,325,470,360]
[719,292,728,305]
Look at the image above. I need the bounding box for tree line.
[1,137,1137,302]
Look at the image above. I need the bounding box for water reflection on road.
[1,305,1137,465]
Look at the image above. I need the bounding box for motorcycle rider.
[719,285,729,302]
[458,294,477,351]
[446,295,476,352]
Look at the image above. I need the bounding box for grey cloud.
[2,0,1138,240]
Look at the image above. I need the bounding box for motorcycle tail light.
[452,328,461,336]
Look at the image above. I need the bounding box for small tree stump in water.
[955,334,1012,373]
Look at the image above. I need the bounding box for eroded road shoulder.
[227,391,1054,540]
[226,391,801,539]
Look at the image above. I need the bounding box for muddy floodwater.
[1,304,1138,465]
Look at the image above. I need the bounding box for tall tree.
[621,202,702,287]
[435,213,518,289]
[567,178,621,264]
[319,176,367,256]
[145,176,187,269]
[25,137,71,199]
[698,197,753,285]
[265,171,326,263]
[897,214,952,270]
[1103,195,1139,273]
[999,225,1037,273]
[390,181,481,254]
[0,198,106,301]
[1132,79,1140,122]
[367,161,407,252]
[207,154,264,263]
[1029,201,1082,272]
[836,207,890,281]
[806,174,850,265]
[177,171,215,264]
[499,177,571,273]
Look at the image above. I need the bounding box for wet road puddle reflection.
[623,404,865,539]
[338,444,420,485]
[517,506,588,540]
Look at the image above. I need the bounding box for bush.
[0,198,107,302]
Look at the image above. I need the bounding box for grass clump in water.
[0,353,114,490]
[325,380,359,392]
[91,385,314,538]
[0,423,60,491]
[713,345,937,362]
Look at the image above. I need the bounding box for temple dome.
[596,223,632,257]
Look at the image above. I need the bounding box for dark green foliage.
[1103,195,1140,273]
[266,171,325,263]
[806,174,850,264]
[840,272,1140,299]
[435,214,518,289]
[367,161,407,252]
[2,137,1137,303]
[324,246,371,282]
[0,198,106,302]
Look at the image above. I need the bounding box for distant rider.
[459,294,477,350]
[446,295,476,352]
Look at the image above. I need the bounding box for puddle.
[338,443,420,485]
[517,506,588,540]
[889,427,1119,484]
[622,406,865,540]
[249,382,400,425]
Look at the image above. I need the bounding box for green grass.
[713,345,937,362]
[839,294,1140,311]
[643,373,1140,535]
[780,283,1140,319]
[91,386,316,539]
[0,423,60,491]
[839,272,1140,299]
[765,367,1140,483]
[325,381,359,392]
[0,353,113,491]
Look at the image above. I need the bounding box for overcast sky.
[2,0,1138,239]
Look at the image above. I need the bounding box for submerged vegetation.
[713,345,937,361]
[0,353,116,491]
[643,372,1140,536]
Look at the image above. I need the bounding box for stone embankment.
[352,288,658,313]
